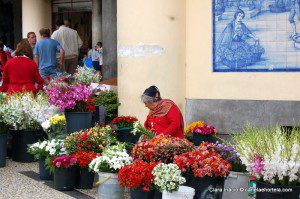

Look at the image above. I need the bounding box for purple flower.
[70,158,77,164]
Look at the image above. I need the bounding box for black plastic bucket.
[54,167,76,191]
[183,173,224,199]
[76,166,95,189]
[116,128,140,144]
[256,181,300,199]
[65,112,92,134]
[10,129,39,163]
[39,158,53,180]
[192,134,215,146]
[130,188,154,199]
[153,190,162,199]
[0,134,7,168]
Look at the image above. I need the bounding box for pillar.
[92,0,102,46]
[22,0,51,40]
[117,0,186,121]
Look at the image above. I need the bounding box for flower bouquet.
[173,144,231,198]
[185,120,217,145]
[64,125,115,154]
[132,134,194,163]
[89,143,132,199]
[0,92,58,162]
[51,155,77,191]
[152,163,186,193]
[233,125,300,199]
[73,66,101,86]
[71,151,98,189]
[45,82,94,133]
[41,115,66,139]
[118,160,158,199]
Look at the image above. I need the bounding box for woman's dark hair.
[234,9,245,20]
[14,39,33,60]
[141,85,162,103]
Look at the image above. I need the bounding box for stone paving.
[0,159,98,199]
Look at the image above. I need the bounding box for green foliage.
[93,91,120,123]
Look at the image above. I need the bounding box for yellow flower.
[162,138,169,143]
[99,145,104,151]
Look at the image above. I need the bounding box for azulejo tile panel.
[213,0,300,72]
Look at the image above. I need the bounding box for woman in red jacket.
[142,86,184,138]
[0,39,44,94]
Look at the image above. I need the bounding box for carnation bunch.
[152,163,186,192]
[45,83,93,112]
[131,121,154,138]
[65,125,115,154]
[132,134,194,163]
[233,125,300,186]
[41,115,66,139]
[71,151,98,168]
[89,143,132,173]
[173,145,232,178]
[0,92,58,130]
[28,139,68,161]
[73,66,101,86]
[52,155,77,168]
[185,120,217,137]
[112,116,138,129]
[118,160,158,191]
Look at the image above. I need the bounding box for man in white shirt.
[51,19,83,74]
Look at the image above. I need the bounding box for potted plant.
[71,151,98,189]
[152,163,195,199]
[89,143,132,199]
[132,134,194,163]
[185,120,217,145]
[173,144,232,199]
[0,92,58,162]
[118,160,158,199]
[41,115,66,139]
[202,141,249,199]
[0,121,9,168]
[112,116,139,144]
[28,139,67,180]
[64,125,115,154]
[92,91,120,124]
[51,155,77,191]
[233,125,300,199]
[45,80,95,134]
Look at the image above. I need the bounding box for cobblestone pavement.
[0,159,98,199]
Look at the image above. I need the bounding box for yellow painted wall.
[117,0,186,121]
[22,0,52,40]
[186,0,300,101]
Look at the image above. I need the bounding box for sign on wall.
[213,0,300,72]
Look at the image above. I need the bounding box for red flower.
[118,160,158,190]
[81,132,88,141]
[71,151,99,167]
[112,116,138,128]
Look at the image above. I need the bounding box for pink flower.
[55,162,61,167]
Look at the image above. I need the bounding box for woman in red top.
[142,86,184,138]
[0,39,44,94]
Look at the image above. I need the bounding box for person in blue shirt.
[34,28,64,80]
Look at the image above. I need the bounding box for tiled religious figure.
[213,0,300,72]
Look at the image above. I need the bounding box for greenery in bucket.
[233,124,300,186]
[92,91,120,123]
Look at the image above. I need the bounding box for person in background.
[88,42,102,76]
[34,28,64,80]
[0,39,44,94]
[51,19,82,74]
[98,42,103,76]
[11,32,37,57]
[27,32,37,50]
[64,19,72,29]
[141,86,184,138]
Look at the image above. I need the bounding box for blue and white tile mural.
[213,0,300,72]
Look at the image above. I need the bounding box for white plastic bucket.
[162,186,195,199]
[98,172,124,199]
